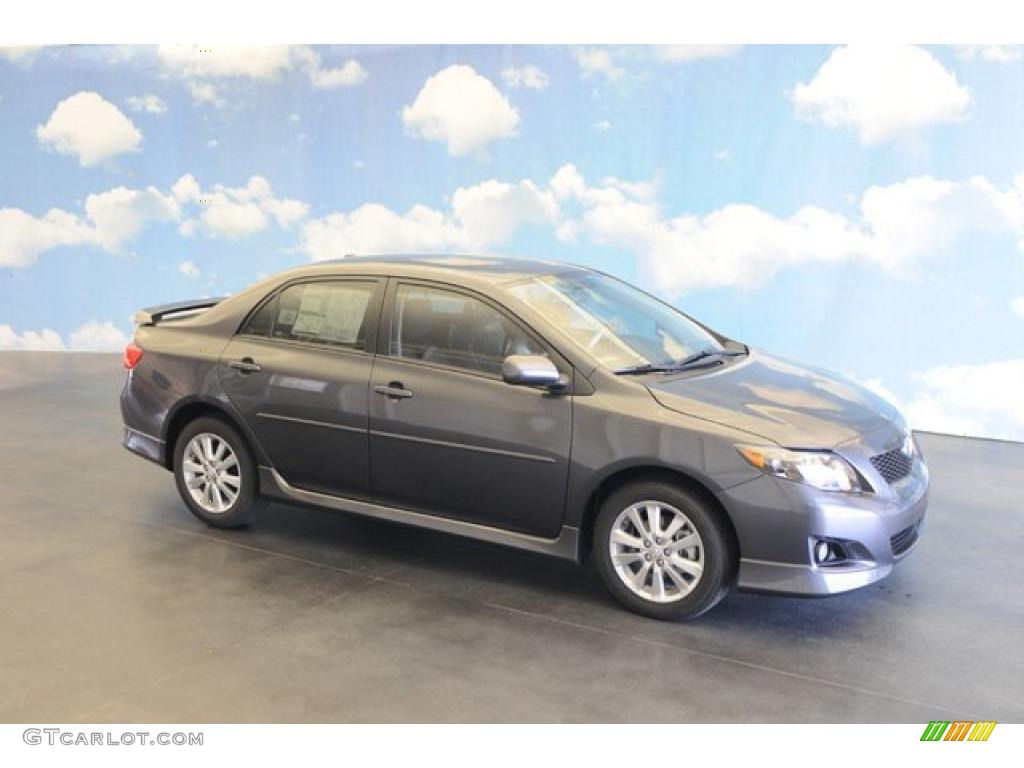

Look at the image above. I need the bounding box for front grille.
[870,447,913,484]
[890,523,920,556]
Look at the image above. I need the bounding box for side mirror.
[502,355,563,388]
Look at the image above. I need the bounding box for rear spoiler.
[134,297,227,326]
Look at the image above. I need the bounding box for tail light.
[123,342,144,370]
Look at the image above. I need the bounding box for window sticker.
[291,312,323,336]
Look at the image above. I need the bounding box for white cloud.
[157,45,302,81]
[792,46,970,144]
[157,45,367,102]
[309,58,368,89]
[549,164,588,201]
[302,205,471,259]
[586,198,867,294]
[0,207,96,268]
[125,94,167,115]
[714,149,731,161]
[83,186,180,250]
[501,65,549,90]
[263,196,309,229]
[0,185,177,267]
[171,175,201,204]
[301,176,557,260]
[903,360,1024,441]
[0,320,130,353]
[573,46,741,83]
[574,48,625,82]
[594,120,612,132]
[551,165,1024,293]
[451,179,558,244]
[206,138,218,149]
[655,45,743,63]
[200,203,266,238]
[188,81,225,108]
[955,45,1023,63]
[176,174,309,239]
[0,324,66,351]
[857,175,1023,269]
[36,91,142,167]
[179,260,201,279]
[402,65,520,155]
[1012,297,1024,316]
[601,176,660,202]
[2,173,304,268]
[68,320,131,352]
[0,45,44,63]
[549,164,861,292]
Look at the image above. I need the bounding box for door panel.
[218,277,383,499]
[219,338,374,498]
[368,280,572,538]
[369,357,571,537]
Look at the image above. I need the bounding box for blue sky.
[1,44,1022,439]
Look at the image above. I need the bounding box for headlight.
[736,445,865,493]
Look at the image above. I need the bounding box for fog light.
[813,539,849,565]
[815,540,830,563]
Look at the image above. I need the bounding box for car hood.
[645,350,904,448]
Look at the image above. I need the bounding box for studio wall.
[1,45,1022,440]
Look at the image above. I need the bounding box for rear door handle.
[374,383,413,399]
[228,358,261,373]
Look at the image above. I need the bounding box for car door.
[219,277,384,499]
[368,279,572,538]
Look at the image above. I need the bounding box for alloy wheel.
[182,433,241,513]
[608,500,704,603]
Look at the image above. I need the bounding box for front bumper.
[718,433,930,596]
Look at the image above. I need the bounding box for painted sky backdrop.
[1,44,1022,440]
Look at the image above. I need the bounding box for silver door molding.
[258,466,580,561]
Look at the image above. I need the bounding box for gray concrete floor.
[0,351,1022,723]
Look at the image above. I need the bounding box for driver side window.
[389,284,544,376]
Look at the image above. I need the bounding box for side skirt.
[258,466,580,562]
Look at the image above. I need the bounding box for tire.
[173,416,266,528]
[593,480,737,621]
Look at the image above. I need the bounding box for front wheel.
[593,481,737,620]
[173,417,265,528]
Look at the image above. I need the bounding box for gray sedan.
[120,255,928,620]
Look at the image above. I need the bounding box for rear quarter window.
[241,280,376,350]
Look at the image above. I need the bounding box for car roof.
[285,254,590,286]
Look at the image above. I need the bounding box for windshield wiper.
[613,362,682,375]
[672,347,745,369]
[614,347,745,375]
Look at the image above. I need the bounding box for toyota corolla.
[120,255,928,620]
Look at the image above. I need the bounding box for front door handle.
[374,382,413,399]
[228,358,261,374]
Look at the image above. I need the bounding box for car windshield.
[507,271,726,371]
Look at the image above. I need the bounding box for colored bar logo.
[920,721,997,741]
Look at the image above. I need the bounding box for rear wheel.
[593,480,737,620]
[173,417,265,528]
